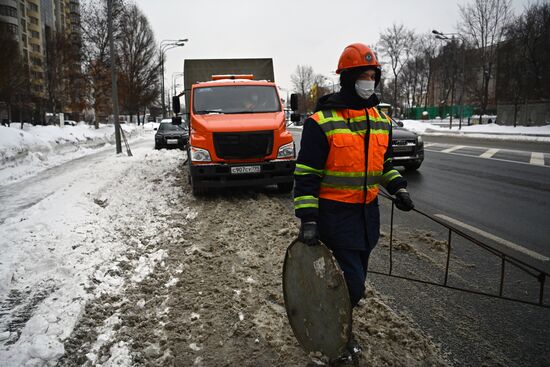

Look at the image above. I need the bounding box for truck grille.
[213,131,273,159]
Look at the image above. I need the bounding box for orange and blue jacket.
[294,99,406,225]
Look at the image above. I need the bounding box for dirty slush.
[58,154,450,367]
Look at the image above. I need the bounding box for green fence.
[406,105,474,120]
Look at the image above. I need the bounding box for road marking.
[480,148,499,158]
[434,214,550,262]
[530,152,545,166]
[424,143,437,148]
[425,149,550,169]
[440,145,466,153]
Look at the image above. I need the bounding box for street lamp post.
[432,30,467,130]
[160,39,188,118]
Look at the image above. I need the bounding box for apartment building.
[0,0,81,119]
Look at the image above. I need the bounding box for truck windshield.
[194,85,281,114]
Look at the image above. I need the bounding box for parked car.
[64,120,77,126]
[154,121,189,150]
[390,118,424,171]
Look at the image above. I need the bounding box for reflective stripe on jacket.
[309,107,397,204]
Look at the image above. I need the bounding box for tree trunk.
[7,102,12,126]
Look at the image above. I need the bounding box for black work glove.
[395,189,414,211]
[298,221,319,246]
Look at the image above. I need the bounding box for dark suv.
[391,118,424,171]
[154,122,189,150]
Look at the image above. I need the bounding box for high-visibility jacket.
[294,107,403,208]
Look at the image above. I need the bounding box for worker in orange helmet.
[293,43,414,363]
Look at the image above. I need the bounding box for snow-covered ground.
[400,119,550,142]
[0,122,454,366]
[0,123,157,186]
[289,119,550,143]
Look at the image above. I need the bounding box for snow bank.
[0,123,153,185]
[0,145,184,366]
[399,120,550,142]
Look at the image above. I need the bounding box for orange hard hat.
[336,43,380,74]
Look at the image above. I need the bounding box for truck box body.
[184,58,296,194]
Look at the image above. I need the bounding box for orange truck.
[174,58,296,195]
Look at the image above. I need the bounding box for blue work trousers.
[331,248,370,308]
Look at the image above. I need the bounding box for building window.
[0,5,17,17]
[28,2,38,12]
[22,34,27,44]
[19,3,24,16]
[30,16,38,25]
[31,30,39,39]
[0,22,18,35]
[20,19,26,31]
[31,56,42,66]
[31,43,40,52]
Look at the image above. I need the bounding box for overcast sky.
[133,0,531,95]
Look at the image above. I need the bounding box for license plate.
[393,145,413,152]
[231,165,261,174]
[167,139,179,144]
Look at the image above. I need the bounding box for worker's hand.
[395,189,414,211]
[298,221,319,246]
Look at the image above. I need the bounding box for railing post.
[539,273,546,306]
[499,256,506,297]
[389,202,394,275]
[444,229,452,286]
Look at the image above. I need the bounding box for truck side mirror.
[172,96,181,114]
[290,93,299,111]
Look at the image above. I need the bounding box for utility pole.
[107,0,122,154]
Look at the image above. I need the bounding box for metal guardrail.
[372,192,549,308]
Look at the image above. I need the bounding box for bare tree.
[499,2,550,125]
[378,23,414,115]
[80,0,125,126]
[459,0,512,117]
[290,65,316,114]
[117,4,160,124]
[418,33,439,109]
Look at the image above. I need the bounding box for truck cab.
[185,71,296,195]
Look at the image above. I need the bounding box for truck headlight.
[417,135,423,146]
[277,142,295,159]
[190,146,211,162]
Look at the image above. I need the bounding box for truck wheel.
[188,154,207,196]
[277,182,294,193]
[191,179,207,196]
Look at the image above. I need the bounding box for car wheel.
[404,162,421,171]
[277,181,294,193]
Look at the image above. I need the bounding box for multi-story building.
[0,0,81,121]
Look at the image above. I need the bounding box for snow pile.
[289,119,550,142]
[0,144,185,366]
[400,119,550,142]
[0,123,153,185]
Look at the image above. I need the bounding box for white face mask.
[355,80,375,99]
